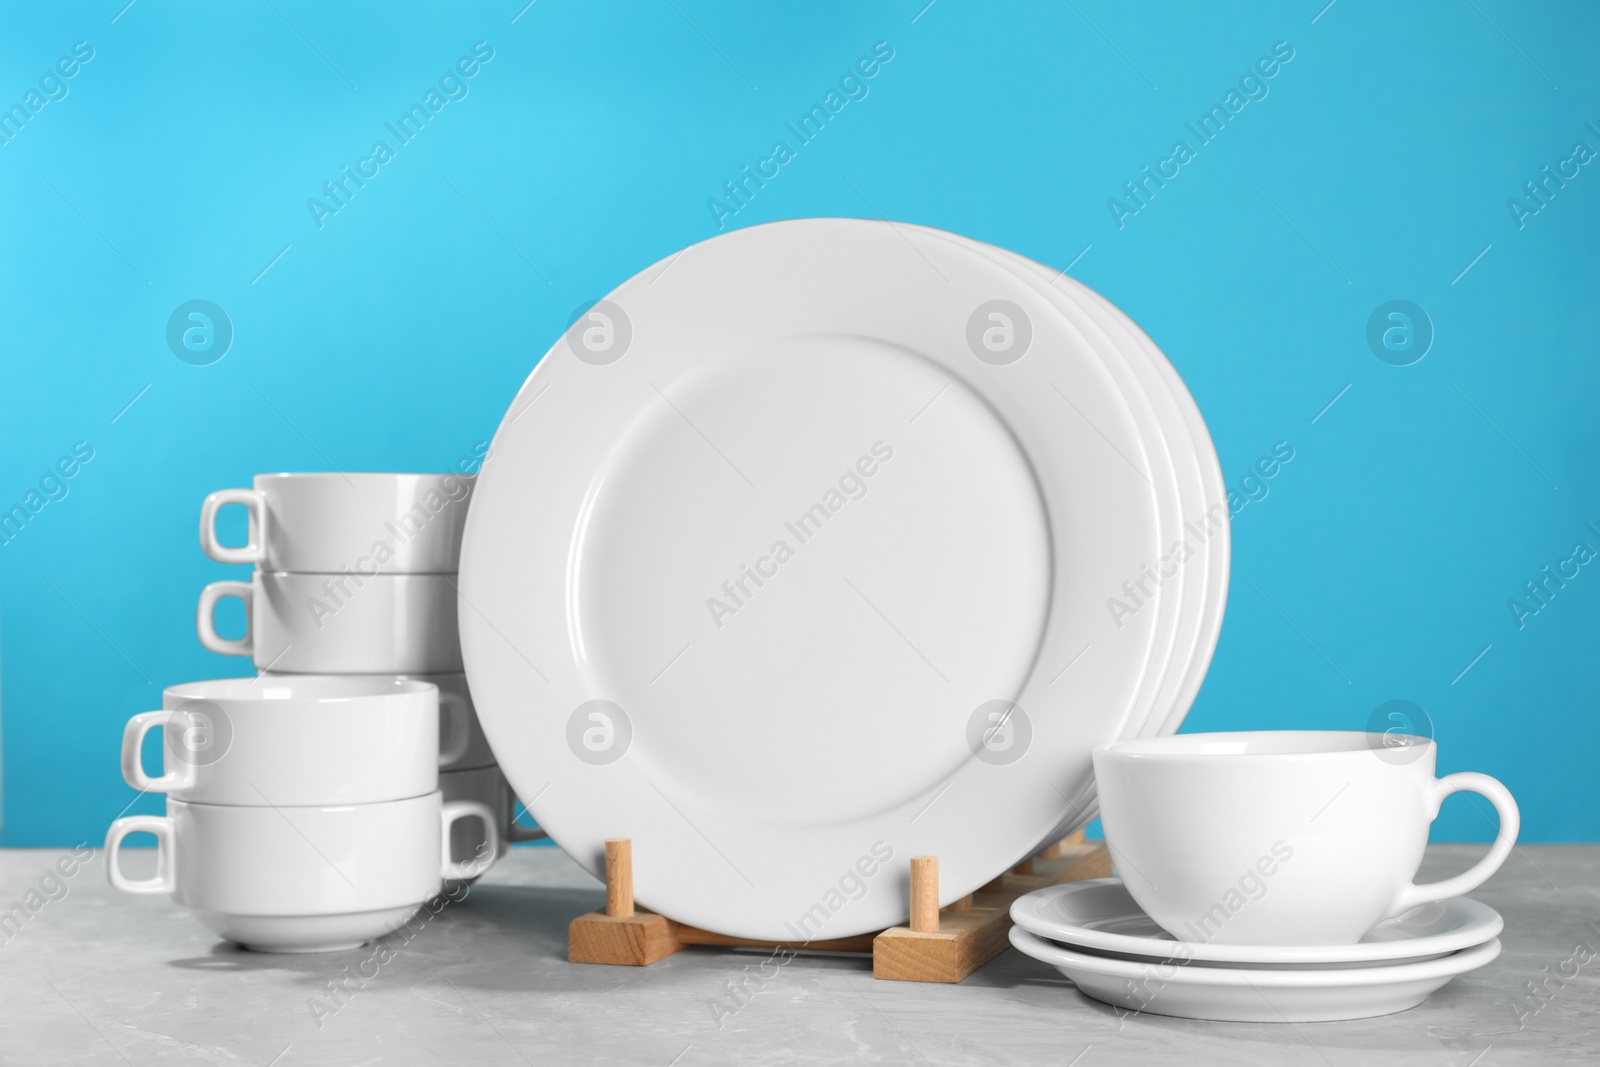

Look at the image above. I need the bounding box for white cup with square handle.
[197,571,462,673]
[1093,731,1519,946]
[260,671,482,769]
[121,675,439,807]
[395,673,492,771]
[199,472,473,573]
[440,765,545,879]
[105,792,497,952]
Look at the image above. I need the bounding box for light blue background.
[1,2,1595,847]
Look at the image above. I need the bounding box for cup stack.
[193,472,541,875]
[106,675,498,952]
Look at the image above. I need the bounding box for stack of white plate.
[1009,879,1504,1022]
[458,218,1229,941]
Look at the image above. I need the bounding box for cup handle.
[508,799,548,843]
[120,711,195,793]
[197,580,253,657]
[1388,771,1520,917]
[437,692,472,768]
[104,815,176,895]
[199,488,266,565]
[440,800,500,881]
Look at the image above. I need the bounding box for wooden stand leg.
[874,854,1010,983]
[873,833,1110,983]
[910,856,939,932]
[606,839,634,918]
[567,838,686,965]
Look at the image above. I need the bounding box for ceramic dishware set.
[454,219,1516,1014]
[99,221,1519,1010]
[1008,731,1519,1021]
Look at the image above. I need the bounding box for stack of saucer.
[1009,880,1504,1023]
[195,472,543,876]
[1009,731,1518,1022]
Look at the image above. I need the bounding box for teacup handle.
[105,815,176,895]
[509,817,548,843]
[507,796,548,842]
[1388,771,1520,917]
[437,691,472,768]
[197,580,253,657]
[440,800,500,881]
[199,488,266,565]
[120,711,196,793]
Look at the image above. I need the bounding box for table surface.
[0,844,1592,1066]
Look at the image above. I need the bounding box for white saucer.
[1008,925,1501,1023]
[1011,879,1503,965]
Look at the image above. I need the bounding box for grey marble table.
[0,844,1592,1066]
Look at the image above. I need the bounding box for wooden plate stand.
[567,831,1111,983]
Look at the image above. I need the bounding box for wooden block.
[568,908,684,966]
[872,905,1012,983]
[991,843,1111,895]
[1037,829,1085,860]
[1029,841,1111,886]
[872,842,1109,983]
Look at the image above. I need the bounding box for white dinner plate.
[917,229,1196,801]
[967,235,1229,749]
[919,227,1228,835]
[1062,271,1230,744]
[459,219,1171,939]
[1009,925,1501,1023]
[992,243,1233,834]
[915,225,1222,844]
[1011,878,1503,965]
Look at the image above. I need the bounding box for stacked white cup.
[103,473,536,953]
[193,473,543,873]
[106,675,497,952]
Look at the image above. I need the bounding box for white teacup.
[260,670,483,769]
[441,765,545,876]
[398,672,495,771]
[121,675,440,806]
[200,472,473,573]
[1093,731,1519,946]
[197,571,462,673]
[105,792,497,952]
